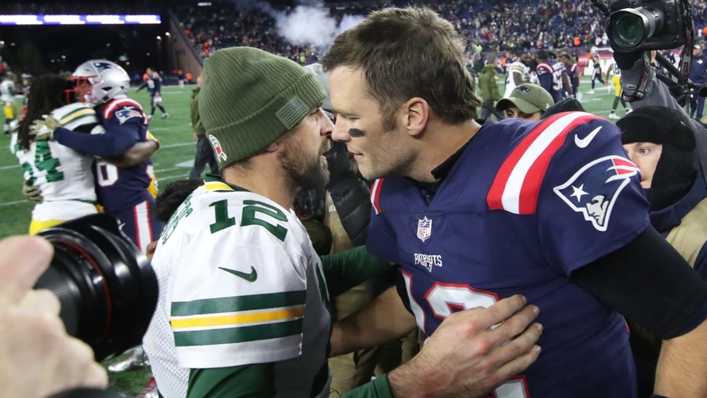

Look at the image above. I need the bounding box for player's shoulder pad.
[103,98,147,124]
[487,112,610,215]
[51,102,97,125]
[536,63,552,74]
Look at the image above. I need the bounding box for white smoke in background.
[276,4,337,47]
[336,14,365,36]
[232,0,365,47]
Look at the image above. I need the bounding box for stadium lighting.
[147,53,150,56]
[165,32,170,36]
[157,36,161,40]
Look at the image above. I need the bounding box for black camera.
[34,214,158,362]
[607,0,687,53]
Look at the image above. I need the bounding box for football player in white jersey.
[15,74,159,234]
[1,71,17,135]
[606,61,630,119]
[143,47,542,398]
[503,50,531,98]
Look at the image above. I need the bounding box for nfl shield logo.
[416,217,432,242]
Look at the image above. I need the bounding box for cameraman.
[0,236,108,397]
[617,50,707,186]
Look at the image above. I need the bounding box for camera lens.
[609,7,664,51]
[614,13,646,45]
[34,214,158,362]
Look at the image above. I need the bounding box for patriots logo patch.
[515,85,532,93]
[114,107,143,125]
[553,155,639,231]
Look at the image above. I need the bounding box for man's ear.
[402,97,429,138]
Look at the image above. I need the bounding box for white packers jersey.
[12,103,103,222]
[504,61,529,98]
[1,79,15,103]
[143,180,331,398]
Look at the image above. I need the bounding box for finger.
[494,343,542,385]
[487,321,542,367]
[464,294,528,330]
[487,305,540,345]
[55,338,106,392]
[81,363,109,389]
[0,236,54,307]
[18,289,61,316]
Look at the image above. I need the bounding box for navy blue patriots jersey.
[537,59,566,103]
[95,97,154,213]
[143,75,162,97]
[367,113,649,398]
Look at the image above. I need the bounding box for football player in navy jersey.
[536,50,572,103]
[136,67,169,121]
[30,60,163,254]
[324,7,707,397]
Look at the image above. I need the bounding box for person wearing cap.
[689,44,707,120]
[495,83,554,121]
[618,106,707,397]
[143,46,542,398]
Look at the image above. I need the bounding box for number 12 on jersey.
[401,271,530,398]
[209,199,288,241]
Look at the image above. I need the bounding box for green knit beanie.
[199,47,327,168]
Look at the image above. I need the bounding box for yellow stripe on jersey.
[60,108,96,125]
[171,306,306,330]
[204,182,234,192]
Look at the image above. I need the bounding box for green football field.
[0,78,628,395]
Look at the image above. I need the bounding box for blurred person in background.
[189,75,219,179]
[689,44,707,120]
[496,83,554,121]
[478,54,504,120]
[137,68,169,121]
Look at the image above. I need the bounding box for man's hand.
[22,183,43,204]
[29,115,61,141]
[0,236,108,397]
[193,133,199,142]
[388,295,542,398]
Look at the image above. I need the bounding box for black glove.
[325,140,357,190]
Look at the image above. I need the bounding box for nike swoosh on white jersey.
[574,126,602,148]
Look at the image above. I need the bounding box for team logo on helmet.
[209,135,227,162]
[554,155,639,232]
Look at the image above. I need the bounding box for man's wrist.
[388,358,445,398]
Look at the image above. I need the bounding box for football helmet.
[68,60,130,105]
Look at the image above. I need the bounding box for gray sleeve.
[620,55,707,183]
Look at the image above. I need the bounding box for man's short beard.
[278,139,330,191]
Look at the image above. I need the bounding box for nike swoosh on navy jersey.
[574,126,602,148]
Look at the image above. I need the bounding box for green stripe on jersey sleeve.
[171,290,306,317]
[174,318,303,347]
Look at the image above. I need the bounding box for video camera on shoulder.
[34,214,158,362]
[607,0,688,53]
